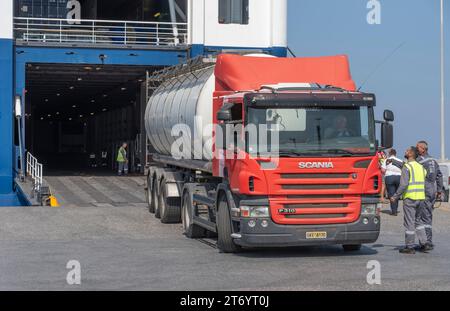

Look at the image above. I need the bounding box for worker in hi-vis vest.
[391,146,429,254]
[117,142,128,176]
[416,140,444,250]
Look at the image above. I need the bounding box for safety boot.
[399,247,415,254]
[418,243,433,253]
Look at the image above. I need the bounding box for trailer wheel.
[153,177,161,219]
[182,190,206,238]
[159,179,181,224]
[342,244,362,252]
[146,175,155,213]
[217,195,241,253]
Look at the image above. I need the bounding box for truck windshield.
[246,106,376,157]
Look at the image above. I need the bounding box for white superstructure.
[0,1,13,40]
[189,0,287,50]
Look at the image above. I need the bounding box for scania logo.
[299,162,334,169]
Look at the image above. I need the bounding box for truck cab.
[215,84,393,250]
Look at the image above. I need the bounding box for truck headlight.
[362,204,379,215]
[240,206,270,218]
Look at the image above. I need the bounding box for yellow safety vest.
[117,147,126,162]
[402,161,426,200]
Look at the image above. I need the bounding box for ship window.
[219,0,249,25]
[15,0,70,19]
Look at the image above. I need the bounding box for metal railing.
[26,152,43,193]
[14,17,188,47]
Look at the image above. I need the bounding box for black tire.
[206,231,218,238]
[217,195,241,253]
[153,178,161,219]
[159,179,181,224]
[182,190,206,238]
[343,244,362,252]
[146,175,155,213]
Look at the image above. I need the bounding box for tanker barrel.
[145,66,215,161]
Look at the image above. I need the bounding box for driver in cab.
[325,115,354,139]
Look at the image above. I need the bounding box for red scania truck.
[144,54,394,253]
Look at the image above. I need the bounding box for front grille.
[281,173,350,179]
[284,203,348,209]
[282,184,349,190]
[287,194,344,199]
[284,214,347,219]
[270,195,360,224]
[268,168,362,224]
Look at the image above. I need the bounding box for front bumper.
[234,215,380,248]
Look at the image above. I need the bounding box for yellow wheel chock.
[49,195,60,207]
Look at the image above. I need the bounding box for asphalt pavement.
[0,201,449,290]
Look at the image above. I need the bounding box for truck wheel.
[182,190,206,238]
[159,179,181,224]
[146,175,155,213]
[342,244,362,251]
[217,195,241,253]
[153,178,161,219]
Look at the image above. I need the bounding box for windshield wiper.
[323,149,374,157]
[323,149,356,155]
[277,151,313,157]
[259,149,370,158]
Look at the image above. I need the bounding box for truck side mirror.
[217,109,232,122]
[217,103,234,122]
[381,122,394,149]
[383,110,394,122]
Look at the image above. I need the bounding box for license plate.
[306,231,327,239]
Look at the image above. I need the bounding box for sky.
[287,0,450,160]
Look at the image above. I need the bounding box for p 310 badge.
[278,208,296,214]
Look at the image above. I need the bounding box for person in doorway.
[416,140,444,250]
[101,150,108,167]
[383,149,403,216]
[390,146,429,254]
[117,142,128,176]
